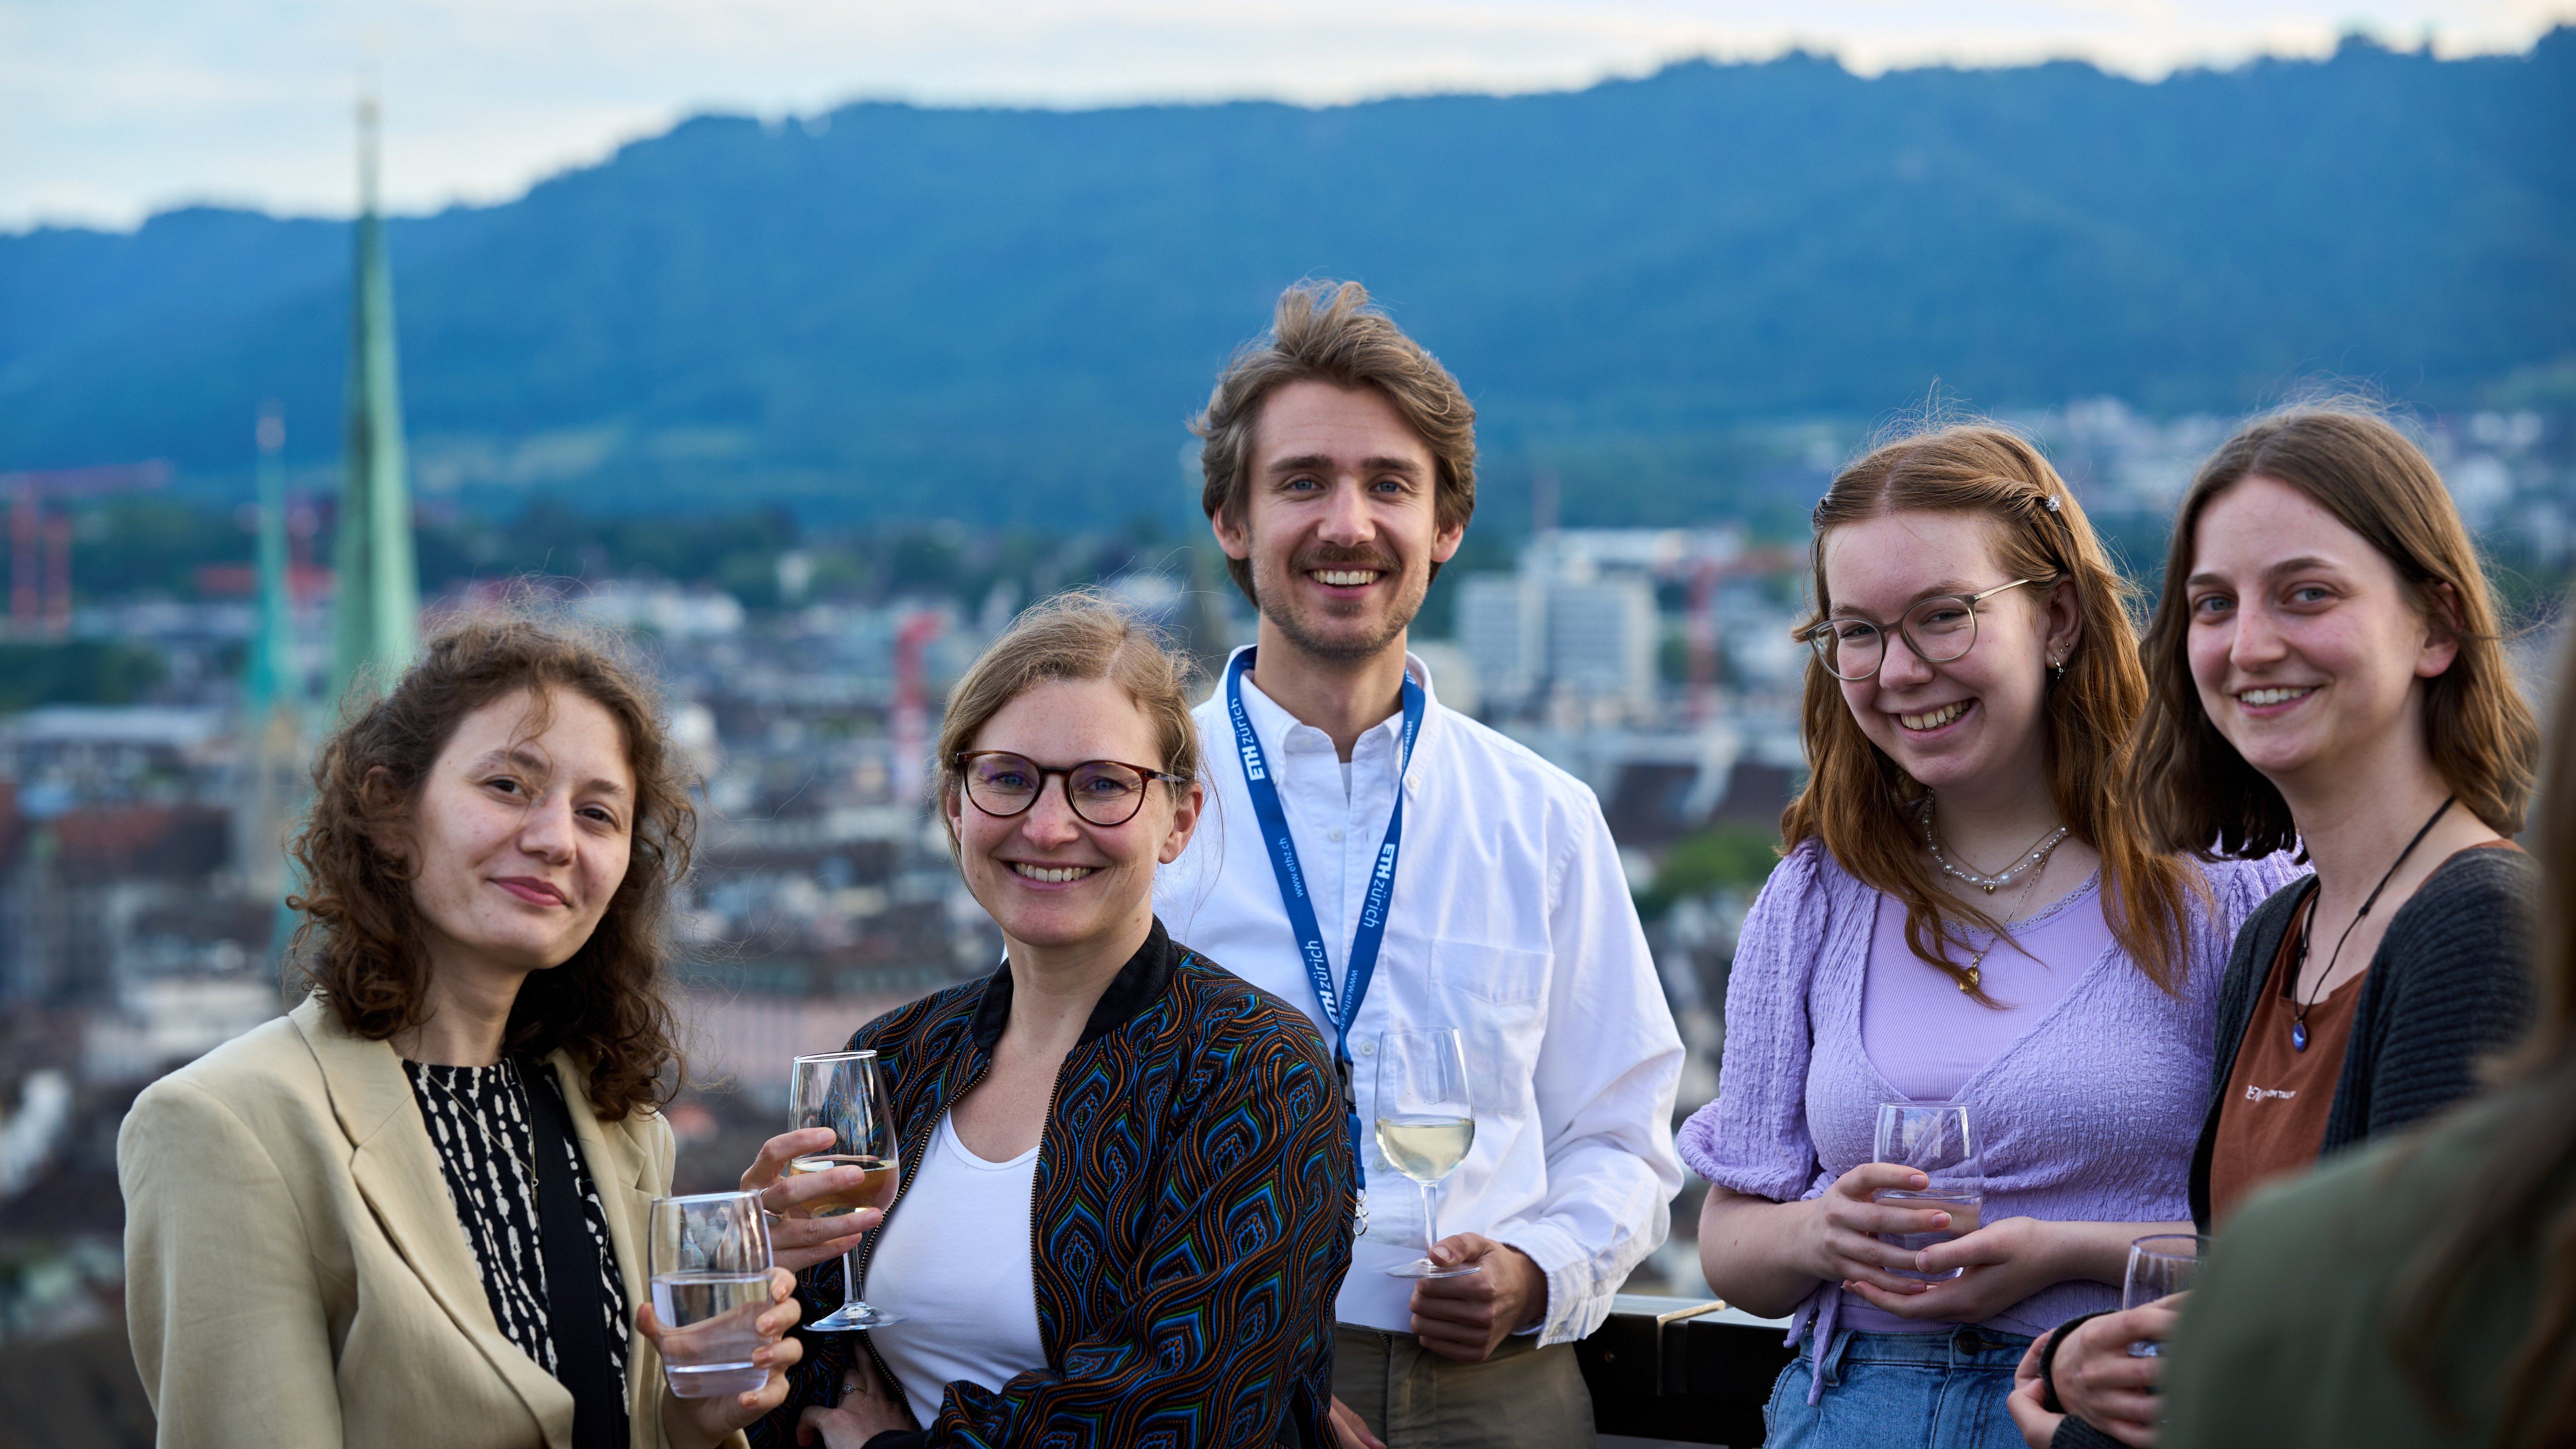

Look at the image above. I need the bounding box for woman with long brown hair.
[119,617,807,1448]
[2151,605,2576,1447]
[1678,424,2299,1447]
[2011,405,2539,1447]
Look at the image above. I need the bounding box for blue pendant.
[2291,1020,2309,1052]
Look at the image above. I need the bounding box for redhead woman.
[743,594,1353,1448]
[119,619,803,1449]
[1677,425,2300,1449]
[2014,406,2540,1449]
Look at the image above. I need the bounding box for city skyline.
[4,0,2568,230]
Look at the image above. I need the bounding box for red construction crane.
[2,461,173,636]
[1685,545,1804,723]
[889,609,949,810]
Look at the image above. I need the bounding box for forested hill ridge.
[3,30,2569,526]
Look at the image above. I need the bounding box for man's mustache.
[1289,547,1402,573]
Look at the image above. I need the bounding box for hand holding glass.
[2121,1234,2208,1356]
[787,1051,904,1330]
[648,1190,775,1399]
[1375,1028,1479,1280]
[1872,1102,1982,1282]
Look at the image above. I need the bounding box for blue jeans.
[1763,1325,2033,1449]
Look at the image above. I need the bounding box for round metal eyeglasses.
[1797,578,2046,683]
[954,751,1187,827]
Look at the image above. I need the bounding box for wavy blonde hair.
[1784,424,2202,999]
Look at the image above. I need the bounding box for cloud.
[2,0,2566,229]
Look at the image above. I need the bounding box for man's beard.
[1253,544,1427,663]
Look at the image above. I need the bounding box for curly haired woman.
[119,617,803,1449]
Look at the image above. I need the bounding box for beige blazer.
[119,996,729,1449]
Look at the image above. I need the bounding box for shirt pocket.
[1429,938,1552,1005]
[1427,939,1551,1113]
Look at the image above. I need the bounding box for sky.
[3,0,2568,231]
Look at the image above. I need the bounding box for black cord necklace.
[2291,795,2455,1051]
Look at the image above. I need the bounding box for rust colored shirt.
[2205,842,2525,1229]
[2207,893,2361,1229]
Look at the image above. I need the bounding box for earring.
[2050,655,2066,680]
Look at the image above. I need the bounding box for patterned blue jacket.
[751,918,1355,1448]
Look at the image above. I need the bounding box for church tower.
[330,97,420,706]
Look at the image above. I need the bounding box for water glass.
[647,1190,774,1399]
[2121,1233,2209,1357]
[788,1050,906,1330]
[1375,1028,1480,1280]
[1872,1101,1981,1282]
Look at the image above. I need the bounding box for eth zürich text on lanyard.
[1223,648,1424,1202]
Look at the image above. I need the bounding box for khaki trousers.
[1331,1323,1596,1449]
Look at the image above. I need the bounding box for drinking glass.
[648,1190,774,1399]
[2121,1233,2209,1357]
[1374,1028,1480,1280]
[787,1050,905,1330]
[1872,1101,1982,1282]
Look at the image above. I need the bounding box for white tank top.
[861,1111,1046,1428]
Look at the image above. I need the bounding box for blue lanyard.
[1224,648,1423,1192]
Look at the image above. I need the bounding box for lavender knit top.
[1678,839,2303,1392]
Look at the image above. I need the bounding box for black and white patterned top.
[405,1059,631,1390]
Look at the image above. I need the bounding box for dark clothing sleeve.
[2052,1416,2127,1449]
[2038,1311,2128,1449]
[2328,848,2538,1151]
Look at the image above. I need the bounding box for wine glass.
[1374,1028,1479,1280]
[648,1190,774,1398]
[1872,1101,1982,1282]
[2121,1233,2209,1356]
[787,1050,904,1330]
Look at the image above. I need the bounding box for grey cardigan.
[2185,845,2538,1230]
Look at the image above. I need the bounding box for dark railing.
[1579,1294,1797,1446]
[13,1294,1800,1448]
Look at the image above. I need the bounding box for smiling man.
[1157,280,1684,1449]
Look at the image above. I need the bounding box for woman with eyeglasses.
[1675,426,2301,1448]
[739,593,1354,1449]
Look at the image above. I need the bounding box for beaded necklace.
[1923,793,2071,895]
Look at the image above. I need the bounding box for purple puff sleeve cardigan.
[1677,840,2303,1398]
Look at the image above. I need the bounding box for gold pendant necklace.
[1958,857,2047,993]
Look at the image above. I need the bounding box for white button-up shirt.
[1156,649,1685,1344]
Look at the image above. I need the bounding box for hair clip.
[2042,494,2062,513]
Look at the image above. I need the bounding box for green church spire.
[244,401,295,715]
[331,96,419,705]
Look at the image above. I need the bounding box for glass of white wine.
[787,1050,904,1330]
[648,1190,775,1398]
[1374,1027,1480,1280]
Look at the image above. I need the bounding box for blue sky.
[3,0,2566,230]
